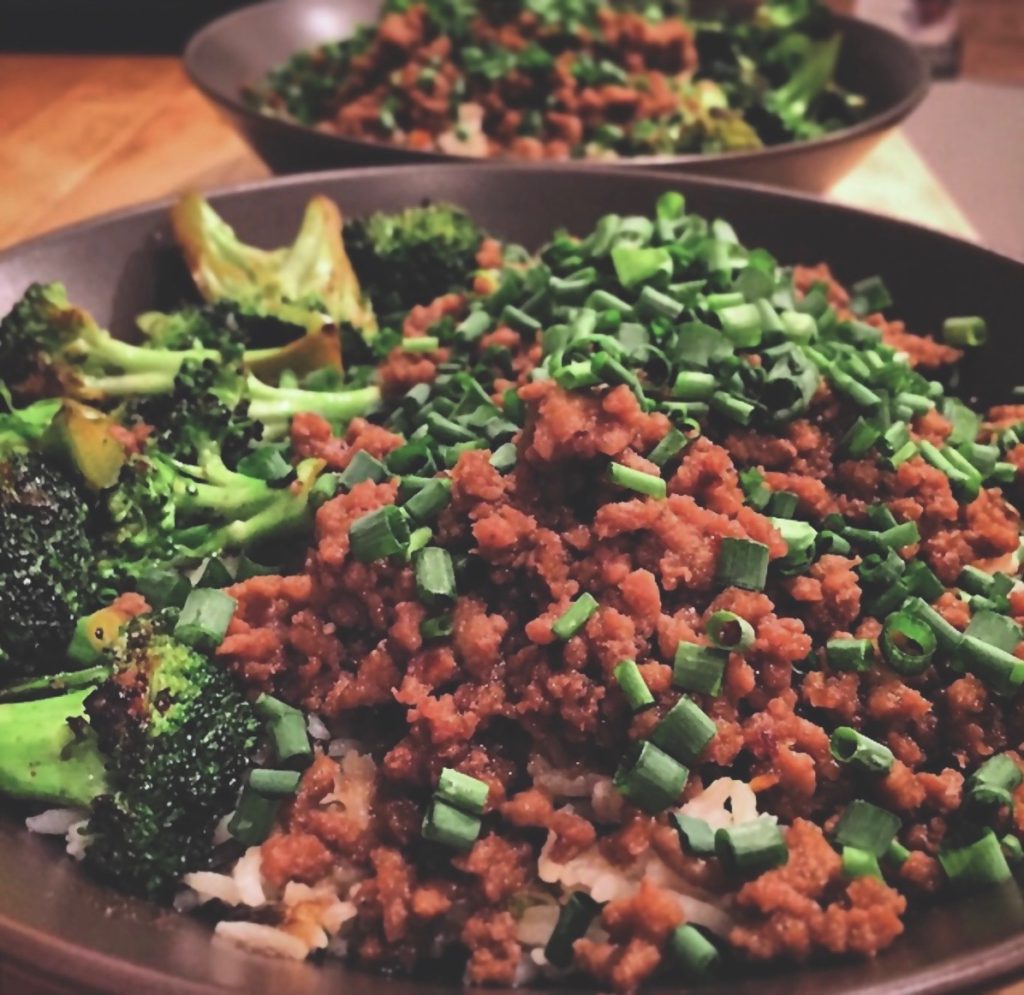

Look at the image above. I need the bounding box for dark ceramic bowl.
[183,0,929,192]
[0,166,1022,995]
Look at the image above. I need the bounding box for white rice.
[528,755,603,799]
[306,713,330,741]
[214,921,309,960]
[25,807,84,835]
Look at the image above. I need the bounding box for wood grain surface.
[0,54,978,251]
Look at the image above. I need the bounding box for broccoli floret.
[345,202,485,314]
[0,620,261,898]
[0,282,220,403]
[137,300,330,358]
[0,453,98,677]
[170,192,377,337]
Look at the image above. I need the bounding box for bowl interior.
[0,166,1021,995]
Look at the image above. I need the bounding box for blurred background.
[0,0,1021,256]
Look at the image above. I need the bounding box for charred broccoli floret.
[0,618,261,899]
[171,192,377,336]
[0,282,220,403]
[0,452,98,677]
[345,202,485,314]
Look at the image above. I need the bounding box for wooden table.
[0,53,979,250]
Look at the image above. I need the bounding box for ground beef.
[210,259,1018,991]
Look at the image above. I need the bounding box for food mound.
[248,0,865,160]
[1,189,1022,993]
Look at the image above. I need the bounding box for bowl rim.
[5,162,1016,272]
[0,163,1021,995]
[182,0,931,170]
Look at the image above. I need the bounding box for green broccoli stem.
[245,376,380,439]
[192,457,324,555]
[73,325,218,375]
[77,371,185,397]
[171,452,277,518]
[0,665,110,703]
[0,688,109,806]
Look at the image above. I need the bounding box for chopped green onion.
[651,696,716,764]
[830,727,894,775]
[421,613,454,641]
[765,491,798,518]
[248,768,302,797]
[859,549,905,589]
[414,547,456,607]
[672,371,717,401]
[902,596,964,655]
[817,530,852,556]
[739,468,771,510]
[879,520,920,549]
[437,768,489,815]
[706,611,754,652]
[942,316,987,348]
[965,610,1022,654]
[668,924,720,979]
[939,830,1012,888]
[842,846,883,879]
[960,635,1024,696]
[613,659,654,712]
[552,593,599,640]
[710,391,755,425]
[608,462,666,499]
[403,478,452,522]
[402,336,440,353]
[635,286,683,320]
[337,450,389,490]
[903,561,945,602]
[671,812,717,856]
[489,442,518,474]
[502,306,542,335]
[544,892,601,968]
[715,817,788,878]
[613,741,689,814]
[715,538,769,591]
[648,428,689,468]
[455,310,493,344]
[772,518,817,574]
[827,642,876,671]
[850,275,892,316]
[228,785,281,846]
[834,800,901,856]
[966,754,1022,809]
[881,612,937,675]
[421,798,481,850]
[349,505,411,561]
[254,694,313,770]
[718,303,763,348]
[779,310,816,342]
[611,245,672,289]
[885,839,911,866]
[673,642,728,696]
[174,588,237,650]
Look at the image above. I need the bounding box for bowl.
[0,165,1022,994]
[183,0,929,192]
